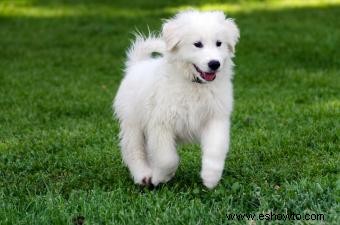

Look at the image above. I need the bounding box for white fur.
[114,10,239,189]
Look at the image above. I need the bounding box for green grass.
[0,0,339,224]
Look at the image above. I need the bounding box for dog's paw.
[201,169,222,189]
[133,167,153,187]
[141,176,153,187]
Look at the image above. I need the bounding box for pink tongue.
[202,72,216,81]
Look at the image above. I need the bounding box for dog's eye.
[216,41,222,47]
[194,42,203,48]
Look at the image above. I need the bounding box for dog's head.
[162,10,239,83]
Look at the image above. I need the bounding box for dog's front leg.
[200,119,230,189]
[147,126,179,186]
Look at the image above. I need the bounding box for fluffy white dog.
[114,10,239,189]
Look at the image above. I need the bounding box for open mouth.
[193,64,216,82]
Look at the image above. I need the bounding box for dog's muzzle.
[192,64,217,83]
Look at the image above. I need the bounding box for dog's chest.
[174,101,210,142]
[158,86,219,141]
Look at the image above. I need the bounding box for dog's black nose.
[208,60,220,71]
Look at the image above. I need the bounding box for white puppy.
[114,10,239,189]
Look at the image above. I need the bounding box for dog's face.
[162,10,239,83]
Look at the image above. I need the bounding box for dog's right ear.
[162,19,180,51]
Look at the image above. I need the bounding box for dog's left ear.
[224,18,240,56]
[162,19,180,51]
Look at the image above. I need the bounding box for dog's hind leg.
[119,124,152,186]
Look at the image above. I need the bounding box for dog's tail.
[126,34,165,67]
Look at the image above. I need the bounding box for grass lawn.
[0,0,339,224]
